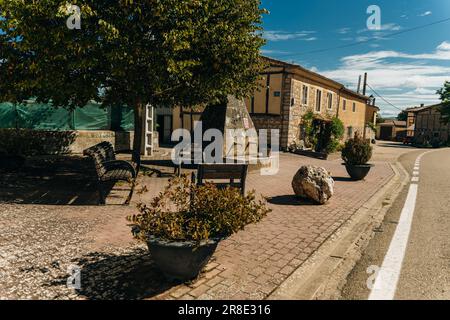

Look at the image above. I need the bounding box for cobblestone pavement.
[0,152,394,300]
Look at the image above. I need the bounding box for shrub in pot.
[341,133,374,180]
[127,175,271,281]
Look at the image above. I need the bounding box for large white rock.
[291,165,334,204]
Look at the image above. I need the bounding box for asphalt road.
[341,147,450,300]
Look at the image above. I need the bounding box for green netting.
[120,107,135,131]
[74,102,110,130]
[0,103,17,129]
[0,101,135,131]
[17,101,73,130]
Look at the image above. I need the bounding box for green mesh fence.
[0,101,134,131]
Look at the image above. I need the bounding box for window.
[352,102,356,112]
[315,89,322,112]
[342,99,347,111]
[302,85,308,105]
[347,126,353,138]
[327,92,333,110]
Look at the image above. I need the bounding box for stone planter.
[147,236,221,281]
[344,163,374,181]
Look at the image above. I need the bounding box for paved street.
[341,147,450,300]
[0,151,394,300]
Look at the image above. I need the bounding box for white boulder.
[292,165,334,204]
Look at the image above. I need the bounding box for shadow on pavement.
[332,176,355,182]
[376,141,415,149]
[267,195,318,206]
[46,248,179,300]
[0,156,125,205]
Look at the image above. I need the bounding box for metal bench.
[194,164,248,195]
[83,142,136,205]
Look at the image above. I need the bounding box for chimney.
[420,103,425,108]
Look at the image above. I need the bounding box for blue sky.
[260,0,450,117]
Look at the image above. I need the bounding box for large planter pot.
[0,155,26,171]
[344,163,374,181]
[147,236,220,281]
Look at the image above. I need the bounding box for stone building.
[406,103,450,144]
[169,56,377,150]
[244,57,377,150]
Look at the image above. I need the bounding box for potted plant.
[341,133,374,180]
[127,175,270,281]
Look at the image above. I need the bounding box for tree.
[0,0,266,168]
[437,81,450,124]
[397,110,408,121]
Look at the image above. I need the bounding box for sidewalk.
[0,143,415,300]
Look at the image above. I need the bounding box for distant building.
[378,120,407,141]
[406,103,449,144]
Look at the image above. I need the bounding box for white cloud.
[260,49,291,55]
[263,30,316,42]
[419,11,432,17]
[340,41,450,64]
[317,42,450,112]
[358,23,401,34]
[337,27,351,34]
[438,41,450,51]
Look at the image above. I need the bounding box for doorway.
[157,115,173,146]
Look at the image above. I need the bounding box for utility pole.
[362,72,368,96]
[357,75,362,94]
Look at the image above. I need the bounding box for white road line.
[368,183,419,300]
[368,150,434,300]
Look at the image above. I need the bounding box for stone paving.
[0,152,394,300]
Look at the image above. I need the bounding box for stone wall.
[285,77,339,149]
[251,115,282,147]
[69,130,159,154]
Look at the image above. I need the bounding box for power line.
[275,17,450,59]
[366,83,405,112]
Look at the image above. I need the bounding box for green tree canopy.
[437,81,450,124]
[397,110,408,121]
[0,0,266,164]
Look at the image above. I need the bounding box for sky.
[260,0,450,117]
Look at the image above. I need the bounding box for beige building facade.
[244,57,377,149]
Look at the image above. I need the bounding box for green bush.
[0,129,75,157]
[341,133,373,165]
[127,175,271,243]
[326,117,345,153]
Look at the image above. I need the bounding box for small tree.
[0,0,266,168]
[437,81,450,124]
[397,110,408,121]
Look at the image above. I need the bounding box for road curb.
[268,161,410,300]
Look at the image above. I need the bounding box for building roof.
[406,103,443,113]
[379,120,407,127]
[262,56,373,102]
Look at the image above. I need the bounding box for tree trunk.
[132,103,144,173]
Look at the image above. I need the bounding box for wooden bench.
[194,164,248,195]
[83,142,136,205]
